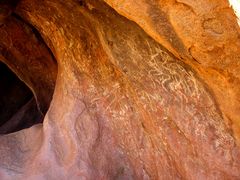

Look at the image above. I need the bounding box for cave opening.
[0,61,44,134]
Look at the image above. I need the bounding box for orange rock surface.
[0,0,239,179]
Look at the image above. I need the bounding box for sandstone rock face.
[103,0,240,142]
[0,0,239,179]
[0,16,57,114]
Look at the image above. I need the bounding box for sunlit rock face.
[229,0,240,23]
[103,0,240,142]
[0,0,239,179]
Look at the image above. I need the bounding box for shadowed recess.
[0,61,43,134]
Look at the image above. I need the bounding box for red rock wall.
[0,0,239,179]
[0,16,57,114]
[103,0,240,142]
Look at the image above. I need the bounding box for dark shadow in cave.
[0,62,43,134]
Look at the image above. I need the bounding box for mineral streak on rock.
[0,0,239,179]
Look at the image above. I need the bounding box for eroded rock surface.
[0,0,239,179]
[103,0,240,142]
[0,16,57,114]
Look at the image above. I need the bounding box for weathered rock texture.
[0,16,57,114]
[0,0,239,179]
[103,0,240,141]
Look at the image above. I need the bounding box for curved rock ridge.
[0,16,57,114]
[0,0,239,179]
